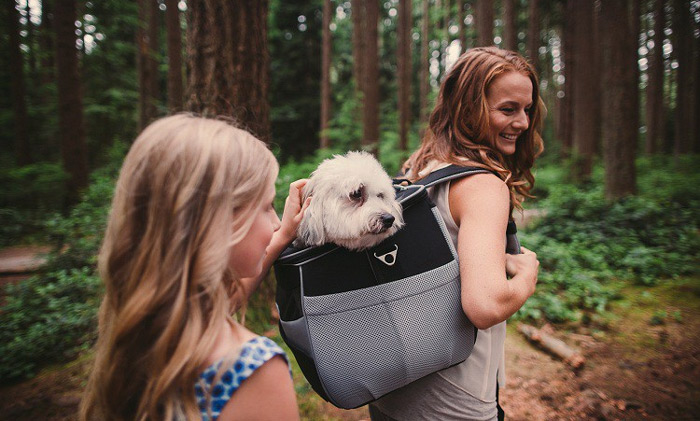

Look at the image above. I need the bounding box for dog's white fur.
[295,151,404,251]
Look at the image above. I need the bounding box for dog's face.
[294,151,404,251]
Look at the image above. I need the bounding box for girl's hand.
[278,179,311,244]
[505,246,539,296]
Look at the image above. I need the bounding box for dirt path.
[0,245,51,302]
[1,279,698,420]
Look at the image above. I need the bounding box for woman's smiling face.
[486,71,533,156]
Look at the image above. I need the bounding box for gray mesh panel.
[303,263,473,408]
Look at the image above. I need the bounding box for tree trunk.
[420,0,430,126]
[351,0,366,100]
[475,0,493,47]
[54,0,88,203]
[24,1,37,76]
[672,0,692,155]
[558,0,575,158]
[695,13,700,153]
[398,0,412,153]
[7,0,32,166]
[571,0,597,180]
[165,0,183,112]
[444,0,450,45]
[527,0,540,71]
[458,1,466,53]
[362,0,380,157]
[320,0,332,149]
[185,0,270,142]
[137,0,155,129]
[601,0,637,199]
[645,0,664,154]
[39,0,54,86]
[503,0,517,52]
[148,0,159,108]
[629,0,641,154]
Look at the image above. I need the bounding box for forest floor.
[0,256,698,420]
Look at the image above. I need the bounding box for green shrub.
[515,158,700,323]
[0,268,102,382]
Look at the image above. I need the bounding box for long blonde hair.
[404,47,545,210]
[80,114,278,420]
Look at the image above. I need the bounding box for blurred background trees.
[1,0,699,387]
[2,0,698,203]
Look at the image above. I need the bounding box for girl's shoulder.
[195,335,290,420]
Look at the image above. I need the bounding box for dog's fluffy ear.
[294,180,326,248]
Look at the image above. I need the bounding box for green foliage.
[0,162,68,210]
[0,162,69,246]
[0,143,125,382]
[515,157,700,323]
[0,268,102,382]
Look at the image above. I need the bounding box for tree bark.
[601,0,637,199]
[518,324,585,370]
[7,0,32,166]
[398,0,412,153]
[39,0,54,86]
[185,0,270,142]
[137,0,155,129]
[629,0,641,155]
[24,1,37,76]
[645,0,665,154]
[672,0,692,155]
[320,0,332,149]
[54,0,89,203]
[362,0,380,156]
[457,1,466,53]
[475,0,493,47]
[420,0,430,126]
[351,0,366,100]
[444,0,450,45]
[503,0,517,52]
[165,0,183,112]
[557,0,575,158]
[527,0,540,71]
[695,13,700,153]
[571,0,597,180]
[148,0,159,107]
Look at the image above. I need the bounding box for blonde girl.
[80,114,307,420]
[370,47,542,420]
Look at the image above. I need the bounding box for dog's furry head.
[294,151,404,251]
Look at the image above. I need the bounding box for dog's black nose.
[380,214,395,228]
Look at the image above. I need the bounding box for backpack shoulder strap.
[414,165,492,188]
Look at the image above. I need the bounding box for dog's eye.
[350,187,364,201]
[377,193,384,199]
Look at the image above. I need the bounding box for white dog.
[294,151,404,251]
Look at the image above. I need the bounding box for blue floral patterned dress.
[195,336,290,421]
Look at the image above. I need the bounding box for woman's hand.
[505,246,539,297]
[277,179,311,245]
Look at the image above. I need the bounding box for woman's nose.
[513,110,529,130]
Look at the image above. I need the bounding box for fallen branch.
[518,323,586,370]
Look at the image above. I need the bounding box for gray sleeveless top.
[372,169,506,421]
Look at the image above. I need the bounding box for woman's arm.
[240,179,310,299]
[216,355,300,421]
[449,173,539,329]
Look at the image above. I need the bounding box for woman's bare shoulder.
[448,172,510,225]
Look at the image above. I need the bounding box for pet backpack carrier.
[274,165,522,409]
